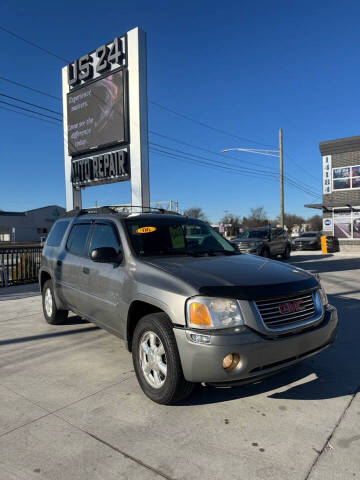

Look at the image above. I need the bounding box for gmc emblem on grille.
[279,300,305,314]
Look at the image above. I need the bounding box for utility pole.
[279,128,284,228]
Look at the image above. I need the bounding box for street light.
[222,129,284,228]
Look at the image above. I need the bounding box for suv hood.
[143,254,318,300]
[295,237,317,243]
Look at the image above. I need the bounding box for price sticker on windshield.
[136,226,157,234]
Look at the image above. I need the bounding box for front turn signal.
[189,302,212,327]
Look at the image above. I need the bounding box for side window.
[89,224,121,254]
[66,224,91,256]
[46,220,70,247]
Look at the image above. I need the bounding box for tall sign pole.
[128,28,150,209]
[62,27,150,211]
[62,67,82,211]
[279,128,284,228]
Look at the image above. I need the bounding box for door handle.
[83,267,90,275]
[57,260,62,266]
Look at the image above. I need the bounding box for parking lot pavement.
[0,251,359,480]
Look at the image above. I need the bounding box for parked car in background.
[39,208,337,404]
[231,226,292,259]
[293,231,322,250]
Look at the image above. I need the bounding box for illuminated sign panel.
[67,70,127,156]
[65,36,129,186]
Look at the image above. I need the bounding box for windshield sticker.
[136,226,157,234]
[169,225,185,249]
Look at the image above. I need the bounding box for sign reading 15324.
[67,36,126,89]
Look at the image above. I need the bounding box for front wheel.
[261,248,270,258]
[132,313,194,404]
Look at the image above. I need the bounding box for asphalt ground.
[0,251,359,480]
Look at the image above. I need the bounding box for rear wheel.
[132,312,194,404]
[42,279,68,325]
[282,245,291,260]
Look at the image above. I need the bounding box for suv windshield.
[299,232,318,238]
[238,229,269,239]
[124,217,237,257]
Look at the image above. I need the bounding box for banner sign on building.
[62,28,150,211]
[322,155,332,194]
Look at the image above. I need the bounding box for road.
[0,251,359,480]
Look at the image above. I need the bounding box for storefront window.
[333,209,360,239]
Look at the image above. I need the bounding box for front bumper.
[294,243,319,250]
[174,304,338,384]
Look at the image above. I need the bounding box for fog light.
[222,353,240,371]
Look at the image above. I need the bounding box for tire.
[132,312,194,404]
[282,245,291,260]
[42,279,68,325]
[261,248,270,258]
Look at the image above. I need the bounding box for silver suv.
[39,207,338,404]
[231,227,292,259]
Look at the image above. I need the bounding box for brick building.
[305,135,360,252]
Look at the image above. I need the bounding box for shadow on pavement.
[0,325,99,346]
[289,254,360,273]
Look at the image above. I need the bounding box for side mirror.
[91,247,122,264]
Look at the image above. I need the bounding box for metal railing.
[0,245,43,287]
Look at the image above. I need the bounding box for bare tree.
[243,206,269,228]
[277,213,305,234]
[307,214,322,231]
[220,211,241,236]
[183,207,208,222]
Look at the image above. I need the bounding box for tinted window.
[89,224,121,253]
[66,224,91,256]
[239,230,269,239]
[125,217,235,257]
[46,220,70,247]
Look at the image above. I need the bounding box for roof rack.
[61,205,182,218]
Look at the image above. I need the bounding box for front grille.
[237,242,251,249]
[255,292,317,329]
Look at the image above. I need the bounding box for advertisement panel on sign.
[67,70,127,156]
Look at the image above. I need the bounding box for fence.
[0,245,43,287]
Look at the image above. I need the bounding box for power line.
[150,146,318,197]
[149,100,277,148]
[149,131,319,193]
[0,105,61,126]
[0,26,69,63]
[149,144,319,197]
[0,93,62,115]
[0,75,61,101]
[284,151,320,182]
[0,99,62,122]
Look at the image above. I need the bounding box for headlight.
[186,297,244,329]
[314,274,328,306]
[318,288,328,306]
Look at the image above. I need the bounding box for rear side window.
[46,220,70,247]
[66,224,91,256]
[89,224,121,253]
